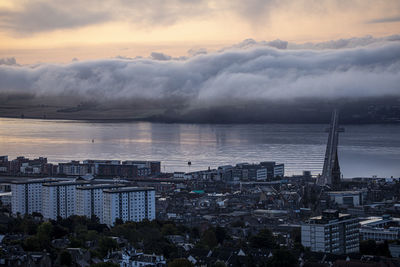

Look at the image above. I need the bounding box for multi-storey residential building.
[102,187,155,226]
[58,161,94,176]
[75,184,126,221]
[301,209,359,254]
[42,181,89,220]
[83,160,120,175]
[273,163,285,178]
[11,178,62,215]
[122,161,161,175]
[260,161,284,179]
[0,156,9,174]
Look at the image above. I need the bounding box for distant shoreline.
[0,114,399,125]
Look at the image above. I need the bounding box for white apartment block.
[273,164,284,178]
[302,209,359,254]
[103,187,155,226]
[76,184,126,221]
[256,168,267,181]
[11,178,62,215]
[42,181,88,220]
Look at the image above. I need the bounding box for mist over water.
[0,118,399,178]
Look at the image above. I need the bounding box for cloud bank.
[0,36,400,122]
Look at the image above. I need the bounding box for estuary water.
[0,118,399,178]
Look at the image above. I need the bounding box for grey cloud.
[368,15,400,23]
[150,52,172,61]
[188,48,208,56]
[0,37,400,110]
[222,38,288,51]
[0,57,17,65]
[224,35,400,51]
[0,1,110,34]
[290,35,400,49]
[0,0,209,34]
[2,0,389,35]
[225,0,281,25]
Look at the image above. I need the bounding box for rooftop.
[42,181,89,187]
[10,178,68,184]
[103,187,155,193]
[76,184,127,190]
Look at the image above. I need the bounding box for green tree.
[360,240,376,255]
[21,217,38,235]
[266,249,298,267]
[59,250,72,266]
[361,240,391,257]
[37,222,53,248]
[215,226,228,244]
[162,223,178,236]
[110,222,138,243]
[212,261,227,267]
[231,220,245,228]
[90,262,119,267]
[23,236,41,251]
[201,228,218,249]
[250,228,276,249]
[168,258,194,267]
[97,236,118,257]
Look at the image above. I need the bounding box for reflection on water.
[0,118,399,177]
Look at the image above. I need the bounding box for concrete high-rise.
[301,209,359,254]
[102,187,155,226]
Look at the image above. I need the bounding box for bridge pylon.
[317,109,344,187]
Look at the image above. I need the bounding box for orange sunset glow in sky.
[0,0,399,64]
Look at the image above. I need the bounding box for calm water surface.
[0,118,399,177]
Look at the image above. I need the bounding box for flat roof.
[359,216,400,226]
[76,184,126,190]
[328,191,361,195]
[308,213,353,224]
[10,178,68,184]
[43,181,89,187]
[103,187,154,193]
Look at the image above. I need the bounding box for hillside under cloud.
[0,36,400,123]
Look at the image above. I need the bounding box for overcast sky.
[0,0,399,63]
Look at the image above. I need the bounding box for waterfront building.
[122,160,161,175]
[0,156,8,174]
[260,161,284,179]
[102,187,155,226]
[301,209,359,254]
[273,163,285,178]
[58,161,94,176]
[10,178,62,215]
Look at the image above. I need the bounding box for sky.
[0,0,400,63]
[0,0,400,120]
